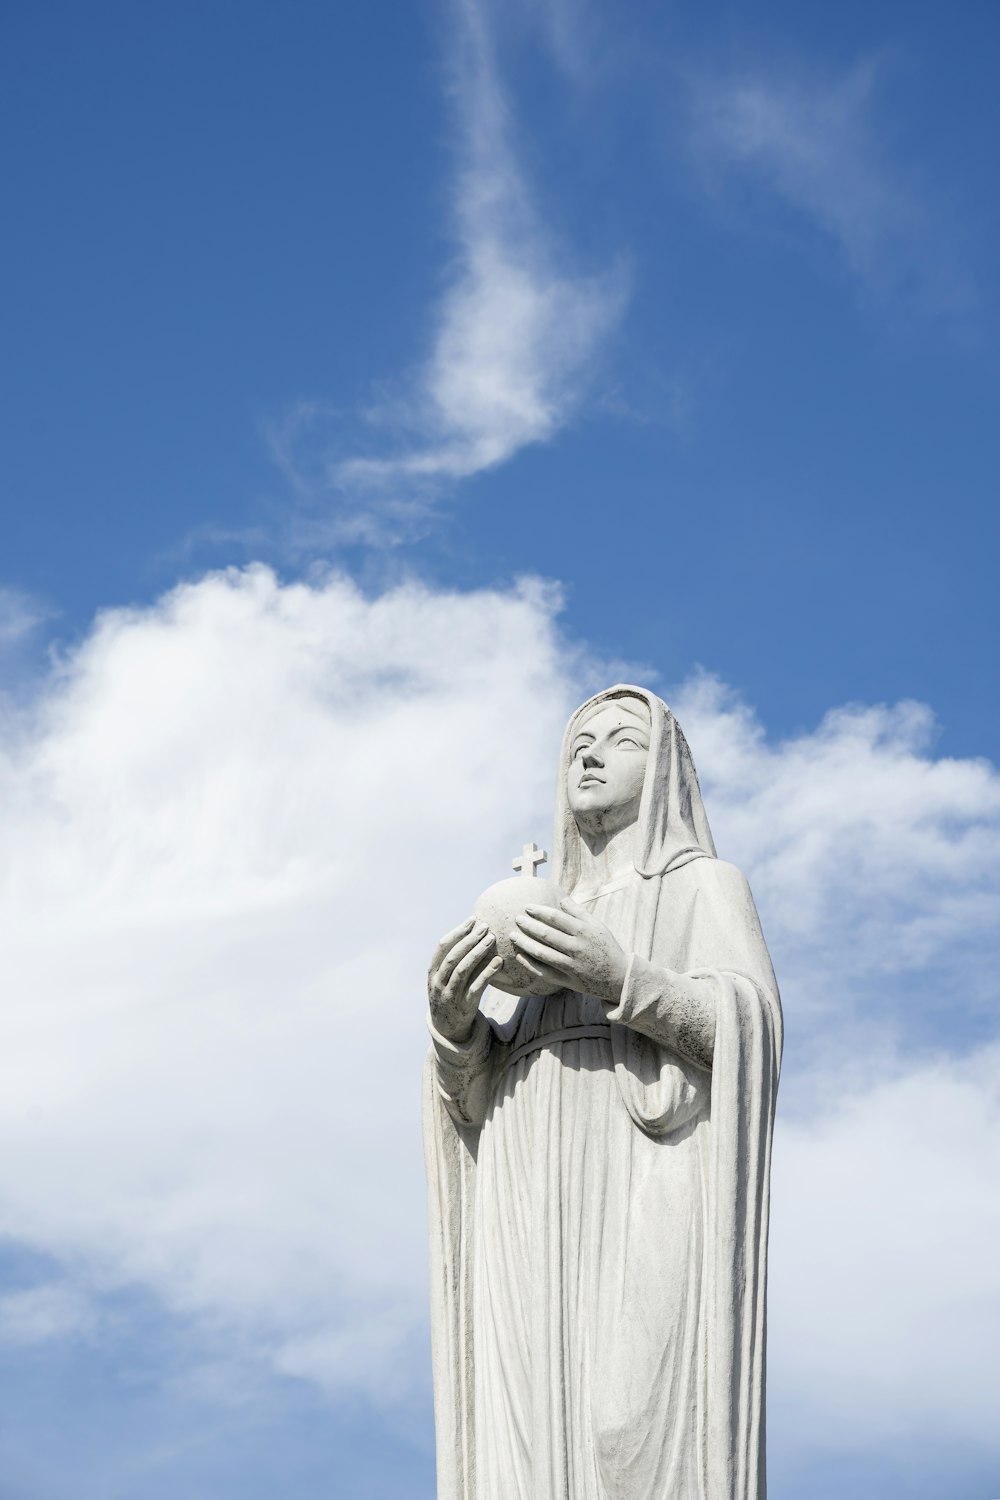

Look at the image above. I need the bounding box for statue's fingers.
[524,904,579,935]
[514,913,578,955]
[438,922,490,984]
[513,953,564,986]
[446,930,497,990]
[430,916,475,974]
[510,929,570,973]
[559,897,588,920]
[465,942,501,987]
[467,954,504,1004]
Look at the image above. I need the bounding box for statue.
[423,686,782,1500]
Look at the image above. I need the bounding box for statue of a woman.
[424,686,782,1500]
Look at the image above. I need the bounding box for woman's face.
[566,702,650,836]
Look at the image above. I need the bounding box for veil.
[552,684,716,891]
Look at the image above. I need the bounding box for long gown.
[425,857,781,1500]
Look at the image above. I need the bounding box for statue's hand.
[510,899,627,1005]
[428,918,502,1044]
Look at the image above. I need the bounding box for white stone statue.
[423,686,782,1500]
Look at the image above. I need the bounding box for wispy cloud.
[507,0,607,86]
[0,1282,96,1346]
[304,0,625,527]
[0,585,49,649]
[688,54,966,305]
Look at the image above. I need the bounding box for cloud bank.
[0,568,997,1459]
[771,1044,1000,1445]
[0,567,580,1395]
[675,674,1000,1042]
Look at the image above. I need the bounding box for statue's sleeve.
[605,953,723,1069]
[604,859,780,1074]
[427,1011,501,1127]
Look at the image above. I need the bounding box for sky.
[0,1,997,1497]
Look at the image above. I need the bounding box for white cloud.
[328,0,625,509]
[675,673,1000,1453]
[0,570,996,1459]
[688,56,930,288]
[0,1282,95,1346]
[771,1044,1000,1445]
[674,673,1000,1034]
[510,0,600,82]
[0,565,582,1396]
[0,585,48,649]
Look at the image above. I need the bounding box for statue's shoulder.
[681,854,748,886]
[684,855,754,904]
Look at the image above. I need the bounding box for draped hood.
[552,684,716,890]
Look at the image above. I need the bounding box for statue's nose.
[582,746,603,767]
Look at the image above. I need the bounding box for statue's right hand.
[428,918,501,1044]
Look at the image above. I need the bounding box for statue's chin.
[571,804,638,842]
[570,806,605,837]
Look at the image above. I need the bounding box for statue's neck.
[575,821,637,892]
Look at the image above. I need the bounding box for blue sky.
[1,2,998,1497]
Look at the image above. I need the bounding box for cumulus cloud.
[673,673,1000,1453]
[771,1044,1000,1445]
[326,0,625,512]
[0,571,996,1460]
[674,673,1000,1037]
[0,566,582,1394]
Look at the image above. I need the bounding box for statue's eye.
[617,735,640,748]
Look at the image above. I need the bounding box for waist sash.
[504,1022,613,1073]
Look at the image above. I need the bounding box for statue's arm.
[427,1011,498,1127]
[603,955,718,1071]
[510,898,718,1068]
[604,861,779,1073]
[425,915,505,1126]
[507,863,775,1075]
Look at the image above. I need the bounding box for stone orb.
[473,875,567,998]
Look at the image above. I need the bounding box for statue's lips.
[577,775,606,787]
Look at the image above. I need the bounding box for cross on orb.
[512,842,547,879]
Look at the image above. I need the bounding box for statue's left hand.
[510,899,628,1005]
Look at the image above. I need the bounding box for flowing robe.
[424,854,781,1500]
